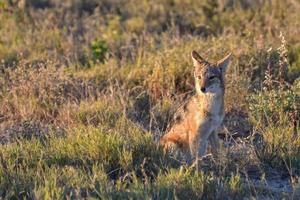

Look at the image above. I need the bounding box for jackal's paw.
[162,141,177,153]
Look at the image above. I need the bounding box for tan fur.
[159,51,231,163]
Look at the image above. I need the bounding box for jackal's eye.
[195,74,201,79]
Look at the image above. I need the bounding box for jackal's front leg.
[188,134,209,168]
[208,130,220,157]
[198,138,208,157]
[196,125,211,158]
[188,134,197,164]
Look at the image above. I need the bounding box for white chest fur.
[195,93,225,133]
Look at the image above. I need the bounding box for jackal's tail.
[159,131,188,150]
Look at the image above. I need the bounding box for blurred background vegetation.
[0,0,300,199]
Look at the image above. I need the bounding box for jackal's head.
[191,50,231,95]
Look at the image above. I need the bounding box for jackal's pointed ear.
[217,53,231,73]
[191,50,206,66]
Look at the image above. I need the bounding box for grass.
[0,0,300,199]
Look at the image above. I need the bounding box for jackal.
[159,50,231,163]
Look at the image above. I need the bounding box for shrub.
[91,39,109,64]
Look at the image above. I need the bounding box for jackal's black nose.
[201,87,206,93]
